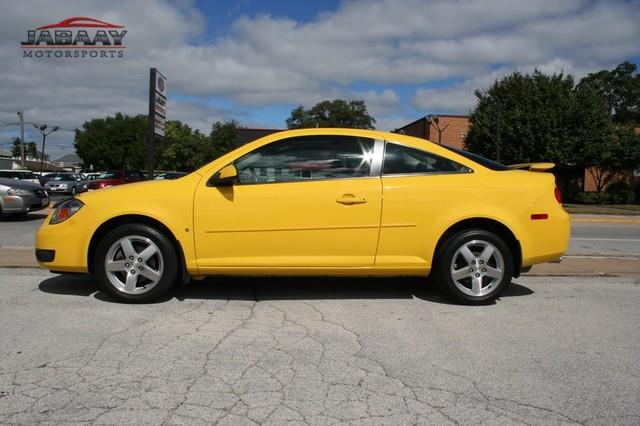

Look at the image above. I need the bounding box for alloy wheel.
[104,235,164,295]
[449,239,504,297]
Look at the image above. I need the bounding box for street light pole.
[17,112,25,167]
[33,124,59,175]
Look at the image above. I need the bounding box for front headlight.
[7,188,32,196]
[50,198,84,224]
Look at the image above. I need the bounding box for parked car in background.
[41,172,73,185]
[153,171,188,180]
[0,170,41,185]
[36,128,570,304]
[0,178,49,216]
[86,170,145,191]
[44,173,88,195]
[83,173,102,181]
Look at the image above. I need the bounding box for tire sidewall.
[94,223,178,303]
[436,229,513,304]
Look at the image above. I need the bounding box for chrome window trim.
[369,139,384,177]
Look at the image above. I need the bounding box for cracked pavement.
[0,269,639,425]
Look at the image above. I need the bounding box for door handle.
[336,194,367,205]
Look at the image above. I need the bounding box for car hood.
[75,173,201,208]
[79,178,164,198]
[0,177,43,190]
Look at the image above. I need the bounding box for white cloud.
[1,0,639,158]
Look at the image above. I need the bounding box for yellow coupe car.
[36,128,569,304]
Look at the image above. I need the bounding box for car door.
[376,141,474,270]
[193,134,383,270]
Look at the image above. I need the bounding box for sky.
[1,0,639,160]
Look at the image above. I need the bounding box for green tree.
[210,120,239,158]
[577,61,640,125]
[75,113,147,170]
[582,125,640,192]
[286,99,376,129]
[11,138,38,158]
[465,70,612,168]
[159,121,214,172]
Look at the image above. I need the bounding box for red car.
[86,170,145,191]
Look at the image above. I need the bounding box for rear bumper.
[520,209,571,267]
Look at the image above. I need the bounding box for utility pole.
[17,112,25,167]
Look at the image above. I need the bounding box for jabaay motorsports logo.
[21,17,126,58]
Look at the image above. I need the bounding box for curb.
[572,217,640,224]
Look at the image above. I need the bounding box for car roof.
[0,177,42,189]
[196,127,492,176]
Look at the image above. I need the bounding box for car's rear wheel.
[94,224,178,302]
[435,229,513,304]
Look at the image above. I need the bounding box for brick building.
[394,115,470,149]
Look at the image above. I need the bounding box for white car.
[0,170,41,185]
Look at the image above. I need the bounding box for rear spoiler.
[508,162,555,172]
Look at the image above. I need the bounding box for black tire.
[94,223,179,303]
[434,229,513,305]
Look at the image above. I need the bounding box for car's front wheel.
[435,229,513,305]
[94,224,178,302]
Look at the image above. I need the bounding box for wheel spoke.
[120,238,137,259]
[139,244,158,262]
[452,268,472,281]
[484,266,502,279]
[471,276,483,295]
[139,265,161,283]
[106,260,127,272]
[459,246,476,264]
[124,272,138,293]
[479,245,495,262]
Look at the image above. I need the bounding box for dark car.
[86,170,145,191]
[0,178,49,216]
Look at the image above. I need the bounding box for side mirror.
[212,164,238,186]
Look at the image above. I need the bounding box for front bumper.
[35,206,95,273]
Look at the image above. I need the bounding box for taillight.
[554,186,562,203]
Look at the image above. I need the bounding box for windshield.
[440,146,509,171]
[98,171,122,179]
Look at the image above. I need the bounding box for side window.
[234,135,375,184]
[383,142,471,175]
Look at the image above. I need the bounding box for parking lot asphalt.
[0,269,638,425]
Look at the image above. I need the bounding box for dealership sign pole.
[147,68,167,179]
